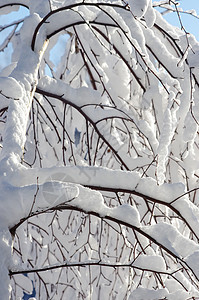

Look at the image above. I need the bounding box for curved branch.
[10,203,199,285]
[36,87,131,170]
[31,2,127,51]
[9,260,181,277]
[0,2,29,9]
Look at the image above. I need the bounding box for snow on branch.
[1,0,199,298]
[8,183,199,289]
[0,77,23,100]
[0,1,29,12]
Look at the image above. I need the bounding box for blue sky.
[153,0,199,41]
[0,1,199,72]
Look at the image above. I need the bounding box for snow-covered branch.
[1,0,199,298]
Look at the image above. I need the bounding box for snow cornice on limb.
[0,15,48,167]
[31,3,172,94]
[9,164,199,243]
[8,180,199,286]
[31,2,128,51]
[1,1,199,297]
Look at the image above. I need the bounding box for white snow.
[132,254,166,272]
[8,165,185,204]
[185,251,199,278]
[29,0,50,17]
[0,77,23,100]
[188,50,199,68]
[143,222,199,258]
[129,287,167,300]
[0,180,78,229]
[144,0,156,28]
[183,111,198,142]
[0,230,13,300]
[109,204,140,226]
[1,0,199,299]
[0,63,17,77]
[128,0,150,18]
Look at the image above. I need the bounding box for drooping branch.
[9,200,199,286]
[9,161,199,243]
[0,1,29,10]
[31,2,128,51]
[36,86,131,170]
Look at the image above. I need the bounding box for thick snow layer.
[0,180,78,229]
[29,0,50,17]
[1,0,199,298]
[156,108,173,184]
[109,204,140,226]
[132,254,166,272]
[69,185,109,217]
[38,76,103,107]
[0,14,46,163]
[135,176,185,202]
[10,165,199,244]
[143,26,183,78]
[183,111,198,142]
[172,198,199,238]
[0,63,17,77]
[128,0,150,18]
[144,0,156,27]
[0,229,12,300]
[143,222,199,258]
[188,50,199,68]
[0,77,23,100]
[129,287,190,300]
[185,251,199,278]
[129,287,167,300]
[9,165,185,203]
